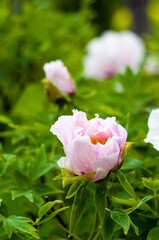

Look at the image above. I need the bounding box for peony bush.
[1,24,159,240]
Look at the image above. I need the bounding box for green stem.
[0,213,4,221]
[88,211,98,240]
[92,227,102,240]
[14,231,25,240]
[52,219,82,240]
[154,191,158,217]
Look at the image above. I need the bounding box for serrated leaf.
[12,190,33,202]
[110,210,130,235]
[3,215,39,239]
[66,181,84,199]
[38,200,63,218]
[94,179,107,224]
[38,206,69,225]
[3,219,14,239]
[147,227,159,240]
[112,196,151,212]
[69,183,87,236]
[142,178,159,193]
[116,170,137,199]
[124,195,155,214]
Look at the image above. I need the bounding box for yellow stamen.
[90,137,107,145]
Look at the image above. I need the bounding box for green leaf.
[102,211,116,240]
[3,215,39,239]
[32,183,64,196]
[53,173,63,180]
[13,171,29,189]
[51,237,67,240]
[116,170,137,199]
[130,219,139,236]
[112,196,152,212]
[69,183,87,236]
[11,190,33,202]
[121,142,135,162]
[0,161,9,177]
[147,227,159,240]
[38,206,69,225]
[121,159,144,170]
[120,113,130,132]
[33,144,54,180]
[94,179,107,224]
[0,115,13,124]
[124,195,155,214]
[2,154,17,162]
[66,181,85,199]
[62,168,96,188]
[3,219,14,239]
[38,200,63,218]
[110,210,130,235]
[142,178,159,193]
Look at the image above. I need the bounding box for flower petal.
[50,109,88,147]
[145,109,159,151]
[66,136,97,174]
[91,139,120,172]
[92,168,109,182]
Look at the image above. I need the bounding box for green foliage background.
[0,0,159,239]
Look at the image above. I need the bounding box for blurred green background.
[0,0,159,115]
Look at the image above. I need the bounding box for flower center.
[90,137,107,145]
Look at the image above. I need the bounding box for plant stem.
[52,219,82,240]
[88,211,98,240]
[92,227,102,240]
[154,191,158,217]
[14,232,25,240]
[0,213,4,221]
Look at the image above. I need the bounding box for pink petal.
[92,168,109,182]
[91,139,120,172]
[65,136,97,174]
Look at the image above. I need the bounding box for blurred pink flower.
[50,110,127,181]
[145,109,159,151]
[83,31,145,80]
[43,60,76,95]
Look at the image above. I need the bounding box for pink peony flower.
[43,60,76,95]
[83,31,145,80]
[50,110,127,181]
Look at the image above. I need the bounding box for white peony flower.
[83,30,145,80]
[145,109,159,151]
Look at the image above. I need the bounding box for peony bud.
[43,60,76,100]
